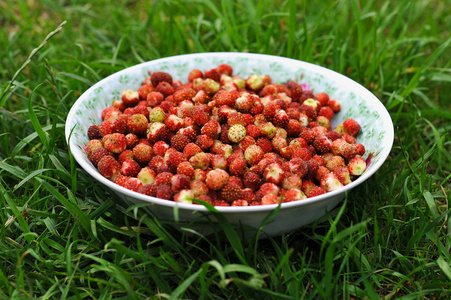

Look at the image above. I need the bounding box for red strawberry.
[137,184,157,197]
[173,88,196,104]
[273,110,289,128]
[342,118,361,136]
[263,101,279,120]
[313,135,332,154]
[229,158,247,177]
[243,172,262,191]
[147,122,169,143]
[196,134,215,150]
[263,163,284,185]
[256,138,273,153]
[235,93,254,112]
[98,156,121,180]
[217,63,233,76]
[89,147,111,166]
[231,200,249,206]
[239,136,256,151]
[147,92,164,107]
[127,113,148,135]
[137,167,156,185]
[166,151,187,173]
[282,174,302,190]
[102,133,127,154]
[99,120,115,137]
[156,184,173,200]
[227,112,246,126]
[189,152,210,170]
[155,172,174,186]
[306,186,326,198]
[281,189,306,202]
[156,81,174,97]
[183,142,203,158]
[132,143,153,164]
[87,125,102,140]
[220,184,242,203]
[138,84,155,100]
[328,99,341,112]
[244,144,264,165]
[120,160,141,177]
[151,71,173,87]
[188,69,203,82]
[214,90,236,107]
[148,156,165,173]
[171,134,190,151]
[210,154,228,170]
[171,174,191,192]
[153,141,170,157]
[201,119,221,139]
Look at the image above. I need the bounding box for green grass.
[1,0,450,298]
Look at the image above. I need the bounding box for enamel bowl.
[65,53,394,237]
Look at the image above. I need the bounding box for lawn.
[1,0,450,299]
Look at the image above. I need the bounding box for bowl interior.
[66,52,393,212]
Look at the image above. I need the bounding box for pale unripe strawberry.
[260,122,276,139]
[86,139,103,157]
[232,75,246,89]
[190,180,209,196]
[189,152,210,170]
[348,156,367,176]
[137,167,156,185]
[282,174,302,190]
[302,98,320,111]
[320,173,343,192]
[228,124,246,143]
[165,114,184,132]
[148,107,166,123]
[263,163,284,185]
[244,145,264,165]
[206,169,229,190]
[235,93,255,112]
[281,189,307,202]
[202,78,220,94]
[246,74,265,91]
[174,189,195,204]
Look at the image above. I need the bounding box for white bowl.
[65,53,394,237]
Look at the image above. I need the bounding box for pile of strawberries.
[85,64,367,206]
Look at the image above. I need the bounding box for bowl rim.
[65,52,394,213]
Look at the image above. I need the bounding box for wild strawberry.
[244,124,260,139]
[201,78,220,94]
[173,88,196,104]
[137,184,157,197]
[246,74,265,91]
[333,166,352,185]
[342,118,361,136]
[171,174,191,192]
[138,84,155,100]
[250,100,264,115]
[299,128,316,145]
[193,169,207,182]
[290,159,309,178]
[239,136,256,151]
[151,141,168,157]
[99,120,115,136]
[316,116,331,130]
[273,110,289,129]
[98,156,121,180]
[301,180,316,194]
[148,156,165,172]
[341,133,356,144]
[156,184,173,200]
[348,156,367,176]
[318,106,334,120]
[112,100,125,112]
[263,163,284,185]
[254,138,271,154]
[87,125,102,140]
[156,81,174,97]
[187,180,207,197]
[270,136,286,153]
[242,172,262,191]
[120,160,141,177]
[281,189,306,202]
[111,114,128,134]
[282,174,302,190]
[306,186,326,198]
[220,184,242,203]
[123,177,143,192]
[173,189,195,204]
[205,169,229,190]
[166,150,187,173]
[201,119,221,139]
[155,172,173,186]
[171,134,190,151]
[313,135,332,154]
[243,144,263,166]
[235,93,254,112]
[333,124,345,135]
[229,158,248,177]
[126,114,148,136]
[132,143,153,164]
[209,154,227,170]
[261,194,280,205]
[228,124,246,143]
[188,69,203,82]
[191,106,210,126]
[217,63,233,76]
[189,152,210,170]
[102,133,127,154]
[260,122,277,139]
[328,99,341,112]
[229,200,247,206]
[89,147,111,166]
[313,165,330,181]
[299,104,317,122]
[214,90,236,107]
[263,101,279,121]
[182,142,202,159]
[211,199,228,206]
[354,143,365,156]
[227,112,246,126]
[192,90,209,105]
[196,134,214,150]
[320,173,343,192]
[136,167,156,185]
[204,68,220,82]
[292,148,313,161]
[324,131,341,142]
[147,122,169,143]
[121,89,140,107]
[151,71,172,87]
